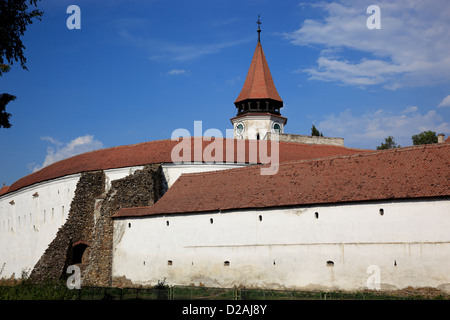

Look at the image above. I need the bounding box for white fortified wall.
[0,163,247,279]
[112,199,450,292]
[0,174,80,278]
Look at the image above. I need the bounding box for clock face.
[236,123,244,135]
[273,122,282,133]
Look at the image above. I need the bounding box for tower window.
[272,123,282,133]
[224,261,230,267]
[236,123,244,135]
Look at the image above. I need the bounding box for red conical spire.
[234,17,283,116]
[234,41,283,103]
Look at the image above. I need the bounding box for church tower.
[231,16,287,140]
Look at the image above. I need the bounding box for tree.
[0,0,43,75]
[376,136,401,150]
[0,64,15,128]
[412,130,438,145]
[0,93,16,128]
[0,0,43,128]
[311,124,323,137]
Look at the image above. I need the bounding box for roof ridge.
[266,142,450,166]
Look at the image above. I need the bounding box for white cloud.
[40,136,63,147]
[225,76,241,86]
[118,29,250,61]
[30,135,103,172]
[301,54,407,87]
[167,69,188,76]
[153,38,250,61]
[285,0,450,89]
[317,107,450,149]
[438,95,450,108]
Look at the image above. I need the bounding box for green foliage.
[0,0,43,128]
[0,0,43,75]
[0,64,15,128]
[0,265,78,300]
[0,64,10,73]
[412,130,438,145]
[311,124,323,137]
[0,280,79,300]
[154,278,169,290]
[0,93,16,128]
[376,136,401,150]
[1,283,446,300]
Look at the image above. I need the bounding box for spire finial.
[257,14,261,42]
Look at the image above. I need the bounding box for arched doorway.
[72,241,89,264]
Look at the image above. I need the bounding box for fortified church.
[1,21,449,293]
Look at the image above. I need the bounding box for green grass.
[0,282,448,300]
[0,280,79,300]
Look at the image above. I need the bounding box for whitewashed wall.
[112,199,450,292]
[231,114,284,140]
[161,163,247,189]
[0,174,80,278]
[0,162,247,279]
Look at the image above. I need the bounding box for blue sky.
[1,0,449,186]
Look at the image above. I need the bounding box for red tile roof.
[1,138,368,196]
[0,185,9,196]
[234,41,282,103]
[113,143,450,218]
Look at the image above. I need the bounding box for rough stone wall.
[29,170,105,283]
[28,164,163,286]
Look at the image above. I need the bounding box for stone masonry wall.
[28,164,163,286]
[29,170,105,283]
